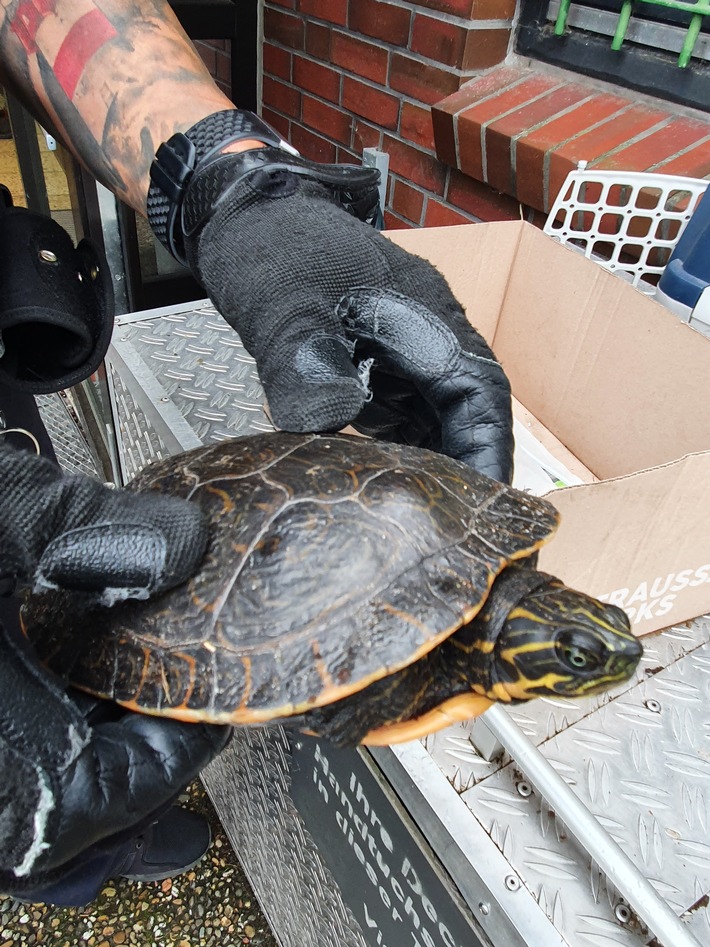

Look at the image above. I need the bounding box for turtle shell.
[23,433,560,724]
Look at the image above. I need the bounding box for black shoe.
[8,807,211,907]
[114,806,212,883]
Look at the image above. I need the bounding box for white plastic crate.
[544,163,708,293]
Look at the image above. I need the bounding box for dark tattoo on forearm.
[3,0,127,192]
[0,0,233,209]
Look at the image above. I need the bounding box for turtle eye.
[556,631,605,673]
[562,646,592,670]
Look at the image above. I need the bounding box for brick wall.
[195,39,232,100]
[261,1,710,229]
[261,0,525,228]
[434,65,710,215]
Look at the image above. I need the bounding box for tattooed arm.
[0,0,262,212]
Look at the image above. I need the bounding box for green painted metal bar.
[611,0,634,49]
[679,13,703,66]
[559,0,710,19]
[638,0,710,13]
[554,0,572,34]
[560,0,710,68]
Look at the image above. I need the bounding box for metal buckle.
[149,133,197,203]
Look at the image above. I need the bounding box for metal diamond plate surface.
[202,727,368,947]
[36,392,101,478]
[108,365,171,481]
[108,303,273,481]
[461,619,710,946]
[115,304,272,441]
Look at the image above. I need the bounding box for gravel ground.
[0,781,278,947]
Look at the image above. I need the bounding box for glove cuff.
[181,148,381,263]
[148,109,382,267]
[147,109,296,263]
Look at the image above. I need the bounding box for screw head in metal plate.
[614,903,632,924]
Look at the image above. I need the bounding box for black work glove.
[171,144,513,482]
[0,442,209,604]
[0,621,229,887]
[0,445,228,887]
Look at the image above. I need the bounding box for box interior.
[388,222,710,636]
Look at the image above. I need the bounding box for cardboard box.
[387,220,710,637]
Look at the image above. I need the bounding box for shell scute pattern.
[474,487,558,556]
[23,433,561,722]
[130,432,313,497]
[253,435,398,500]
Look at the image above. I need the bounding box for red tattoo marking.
[53,8,118,98]
[11,0,56,54]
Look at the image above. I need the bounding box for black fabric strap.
[0,206,114,394]
[147,110,294,260]
[180,147,382,249]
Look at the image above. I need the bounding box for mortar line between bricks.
[391,45,495,77]
[353,0,513,29]
[392,175,483,227]
[541,103,635,209]
[292,64,398,103]
[427,202,481,224]
[480,122,487,183]
[411,15,514,28]
[391,172,431,202]
[443,165,452,206]
[454,108,461,170]
[509,94,597,200]
[648,133,710,172]
[385,136,438,164]
[286,36,489,79]
[480,83,566,184]
[447,72,532,122]
[506,17,519,59]
[419,191,428,227]
[288,81,439,153]
[587,116,675,167]
[384,207,412,228]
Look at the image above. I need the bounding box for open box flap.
[538,451,710,636]
[391,222,710,482]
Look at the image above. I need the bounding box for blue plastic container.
[657,186,710,330]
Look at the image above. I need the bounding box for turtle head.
[488,577,643,701]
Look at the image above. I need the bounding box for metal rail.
[554,0,710,66]
[483,703,703,947]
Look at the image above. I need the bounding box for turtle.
[22,432,642,748]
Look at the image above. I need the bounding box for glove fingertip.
[268,379,368,434]
[36,525,167,598]
[153,497,210,589]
